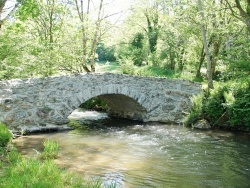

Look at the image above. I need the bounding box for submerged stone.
[193,119,211,130]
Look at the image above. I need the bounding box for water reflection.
[13,110,250,188]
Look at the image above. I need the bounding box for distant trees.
[0,0,249,87]
[114,0,249,85]
[0,0,118,78]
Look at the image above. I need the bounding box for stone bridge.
[0,73,201,132]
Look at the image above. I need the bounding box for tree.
[198,0,214,89]
[74,0,107,72]
[130,32,145,65]
[144,4,159,54]
[0,0,22,29]
[89,0,103,72]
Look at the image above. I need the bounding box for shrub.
[119,58,135,75]
[185,79,250,130]
[202,86,228,126]
[184,94,203,126]
[0,123,12,147]
[228,81,250,129]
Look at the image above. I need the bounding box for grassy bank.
[95,60,200,82]
[0,123,116,188]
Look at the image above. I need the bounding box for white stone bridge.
[0,73,201,132]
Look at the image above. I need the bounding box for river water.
[13,110,250,188]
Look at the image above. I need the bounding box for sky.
[90,0,134,23]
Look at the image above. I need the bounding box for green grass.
[0,157,84,188]
[134,65,181,78]
[96,61,122,73]
[0,137,117,188]
[94,60,205,84]
[0,123,12,147]
[40,139,59,160]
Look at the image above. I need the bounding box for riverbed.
[13,110,250,187]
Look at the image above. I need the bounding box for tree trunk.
[178,48,185,71]
[211,40,221,76]
[75,0,90,72]
[235,0,250,33]
[169,47,175,70]
[225,0,250,34]
[48,0,55,44]
[144,6,159,54]
[0,0,7,26]
[89,0,103,72]
[198,0,214,89]
[0,0,20,29]
[196,45,205,78]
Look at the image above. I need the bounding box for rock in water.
[193,119,211,130]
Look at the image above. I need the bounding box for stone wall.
[0,73,201,132]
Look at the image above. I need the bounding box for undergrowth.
[185,78,250,131]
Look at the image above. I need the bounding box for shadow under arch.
[64,93,148,123]
[98,94,147,121]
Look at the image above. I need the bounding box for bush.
[228,81,250,129]
[119,58,135,75]
[185,80,250,130]
[184,94,203,126]
[202,86,228,125]
[0,123,12,147]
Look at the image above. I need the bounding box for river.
[13,109,250,188]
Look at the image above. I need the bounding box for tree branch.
[224,0,243,21]
[235,0,247,18]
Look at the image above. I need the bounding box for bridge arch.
[55,86,149,124]
[0,73,201,132]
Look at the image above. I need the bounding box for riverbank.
[0,123,116,188]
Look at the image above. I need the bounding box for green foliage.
[119,58,136,75]
[202,86,228,125]
[16,0,40,20]
[120,59,184,78]
[0,123,12,147]
[184,94,204,126]
[185,80,250,130]
[228,81,250,128]
[131,33,144,49]
[79,97,107,110]
[4,147,21,165]
[96,43,116,62]
[41,139,59,160]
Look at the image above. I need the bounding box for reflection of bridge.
[0,73,201,131]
